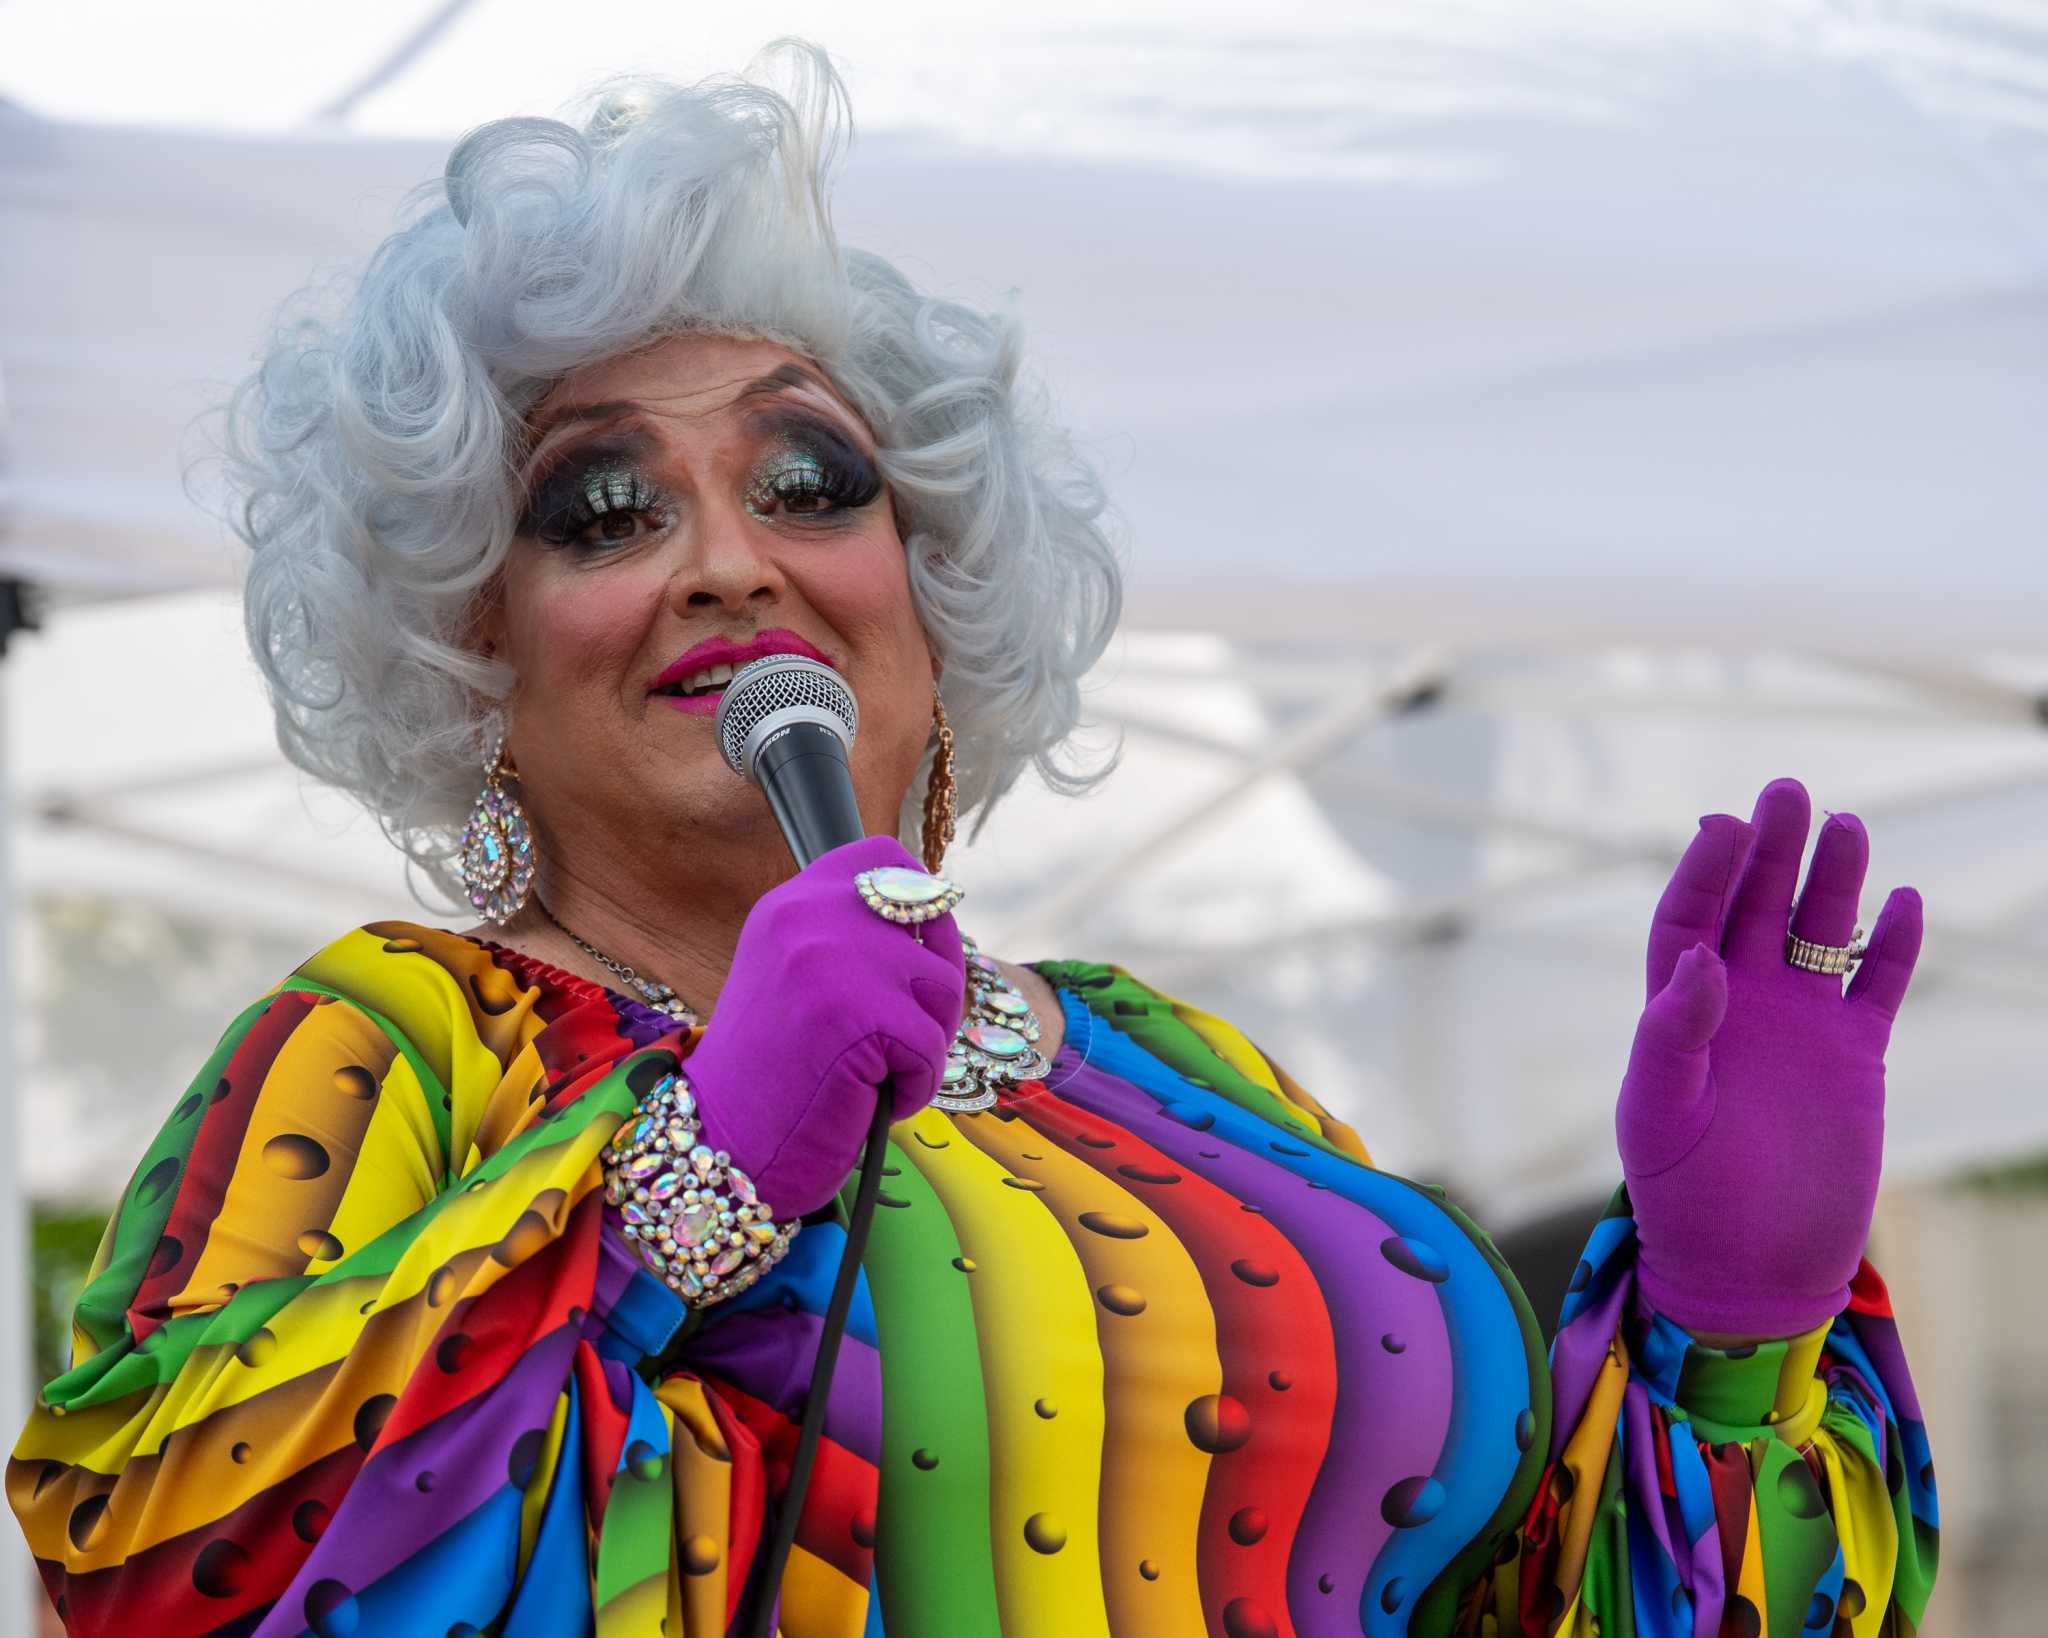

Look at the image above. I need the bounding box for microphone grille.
[715,655,859,778]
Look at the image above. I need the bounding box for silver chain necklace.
[533,904,1049,1114]
[536,899,701,1026]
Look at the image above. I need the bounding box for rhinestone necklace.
[532,906,1047,1113]
[942,935,1052,1112]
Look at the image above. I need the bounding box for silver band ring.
[1786,928,1867,975]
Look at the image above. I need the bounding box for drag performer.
[8,43,1935,1637]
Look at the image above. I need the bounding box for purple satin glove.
[683,835,966,1220]
[1617,777,1924,1337]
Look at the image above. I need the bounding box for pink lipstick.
[648,629,837,716]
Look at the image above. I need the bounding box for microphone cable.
[739,1096,893,1638]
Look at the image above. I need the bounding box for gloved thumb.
[1640,943,1727,1054]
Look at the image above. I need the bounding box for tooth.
[707,663,734,685]
[686,668,714,692]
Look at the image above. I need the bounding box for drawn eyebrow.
[517,424,650,494]
[729,364,878,448]
[738,404,874,467]
[518,401,658,493]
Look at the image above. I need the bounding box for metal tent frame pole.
[1,577,40,1634]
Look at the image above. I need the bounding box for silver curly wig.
[225,40,1122,904]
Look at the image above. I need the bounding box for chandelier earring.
[459,729,536,923]
[920,685,958,876]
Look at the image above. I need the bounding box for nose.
[667,494,787,614]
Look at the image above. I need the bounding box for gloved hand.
[1616,778,1924,1338]
[682,835,966,1220]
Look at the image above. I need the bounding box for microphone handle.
[753,720,867,867]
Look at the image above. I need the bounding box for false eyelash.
[518,453,672,547]
[746,447,882,516]
[744,414,884,517]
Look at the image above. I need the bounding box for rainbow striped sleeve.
[6,924,708,1637]
[1460,1190,1940,1637]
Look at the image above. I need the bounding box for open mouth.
[649,630,838,713]
[651,662,736,701]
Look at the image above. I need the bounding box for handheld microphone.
[714,653,893,1638]
[714,654,865,864]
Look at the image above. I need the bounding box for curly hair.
[224,39,1122,905]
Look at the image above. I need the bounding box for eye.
[744,432,883,521]
[518,455,673,553]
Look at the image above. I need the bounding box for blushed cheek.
[504,556,659,703]
[817,538,919,650]
[834,548,933,748]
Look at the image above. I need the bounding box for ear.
[458,600,516,760]
[463,586,509,668]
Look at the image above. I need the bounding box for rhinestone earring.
[459,731,535,923]
[921,686,957,875]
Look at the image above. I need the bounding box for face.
[479,333,935,891]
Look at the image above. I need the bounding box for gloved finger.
[907,911,967,1024]
[1617,944,1726,1176]
[810,832,925,880]
[1790,811,1869,953]
[888,1072,942,1126]
[878,1014,957,1116]
[1722,778,1813,966]
[1645,814,1755,1001]
[1844,885,1924,1025]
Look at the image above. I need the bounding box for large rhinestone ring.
[1786,928,1867,975]
[855,865,965,926]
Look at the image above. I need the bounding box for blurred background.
[3,0,2046,1631]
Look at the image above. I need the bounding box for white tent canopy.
[5,0,2047,1192]
[5,1,2048,638]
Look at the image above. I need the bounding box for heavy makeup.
[469,333,1063,1050]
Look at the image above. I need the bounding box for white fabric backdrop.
[6,1,2048,634]
[2,0,2046,1215]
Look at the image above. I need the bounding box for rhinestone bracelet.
[600,1069,798,1306]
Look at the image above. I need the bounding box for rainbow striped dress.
[9,922,1937,1636]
